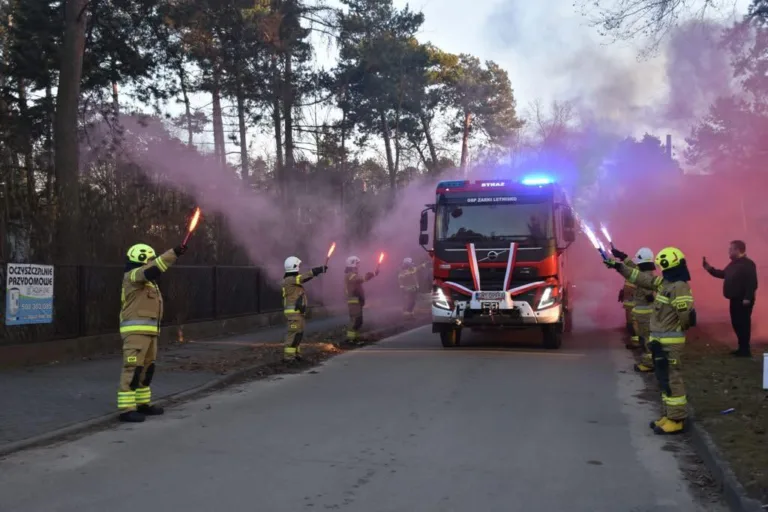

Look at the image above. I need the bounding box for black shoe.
[119,410,146,423]
[137,404,164,416]
[731,350,752,358]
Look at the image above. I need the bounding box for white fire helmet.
[633,247,654,265]
[346,256,361,267]
[402,257,413,266]
[284,256,301,272]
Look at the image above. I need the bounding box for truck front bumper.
[432,300,562,328]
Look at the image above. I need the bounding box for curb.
[0,320,427,459]
[688,417,766,512]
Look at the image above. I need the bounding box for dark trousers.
[729,299,754,353]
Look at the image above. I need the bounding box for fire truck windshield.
[435,199,553,242]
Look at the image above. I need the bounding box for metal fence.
[0,265,296,346]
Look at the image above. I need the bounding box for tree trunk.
[420,111,438,170]
[44,84,55,204]
[459,109,472,172]
[211,67,226,170]
[282,51,295,185]
[18,79,36,215]
[111,81,119,116]
[380,110,395,189]
[54,0,88,264]
[271,55,284,197]
[236,80,249,180]
[178,64,194,146]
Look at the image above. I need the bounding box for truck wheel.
[542,324,563,350]
[440,328,461,348]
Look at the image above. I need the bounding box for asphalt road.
[0,311,723,511]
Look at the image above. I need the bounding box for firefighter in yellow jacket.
[117,243,186,423]
[619,275,637,339]
[611,246,657,370]
[398,257,429,318]
[605,247,696,435]
[344,255,378,345]
[282,256,327,362]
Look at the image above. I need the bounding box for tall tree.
[446,55,521,171]
[336,0,425,188]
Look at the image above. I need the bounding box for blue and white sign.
[5,263,54,325]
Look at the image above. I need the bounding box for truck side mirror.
[420,211,429,232]
[419,233,429,246]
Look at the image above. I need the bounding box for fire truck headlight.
[433,287,451,310]
[537,287,557,309]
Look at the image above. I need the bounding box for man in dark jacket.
[703,240,758,357]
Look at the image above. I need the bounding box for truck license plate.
[477,292,505,301]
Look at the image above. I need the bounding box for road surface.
[0,315,723,511]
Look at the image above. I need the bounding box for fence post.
[256,268,261,314]
[77,265,87,337]
[212,266,218,320]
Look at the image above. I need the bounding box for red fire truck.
[419,176,578,349]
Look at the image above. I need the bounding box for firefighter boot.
[649,417,668,429]
[137,404,164,416]
[653,419,686,435]
[119,410,146,423]
[634,362,654,372]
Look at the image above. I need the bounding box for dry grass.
[683,326,768,503]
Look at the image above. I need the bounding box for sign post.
[5,263,54,325]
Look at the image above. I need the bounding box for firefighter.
[117,243,186,423]
[604,247,696,435]
[398,257,429,318]
[344,255,378,345]
[619,273,637,340]
[612,246,657,370]
[282,256,327,362]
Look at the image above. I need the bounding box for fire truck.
[419,176,578,349]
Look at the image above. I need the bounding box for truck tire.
[440,328,461,348]
[542,323,563,350]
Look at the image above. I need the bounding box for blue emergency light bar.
[521,175,553,185]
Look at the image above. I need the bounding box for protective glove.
[604,259,623,273]
[645,294,654,303]
[365,272,375,280]
[689,309,697,328]
[618,288,624,303]
[375,268,380,276]
[311,266,327,276]
[611,248,628,261]
[174,244,187,256]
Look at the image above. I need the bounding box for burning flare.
[600,223,612,244]
[182,207,202,246]
[325,242,336,266]
[378,252,385,265]
[581,222,608,260]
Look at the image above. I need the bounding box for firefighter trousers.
[652,342,687,421]
[347,303,363,342]
[283,312,305,360]
[623,305,634,332]
[118,334,158,411]
[402,289,418,316]
[632,308,652,367]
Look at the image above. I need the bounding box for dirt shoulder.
[684,325,768,504]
